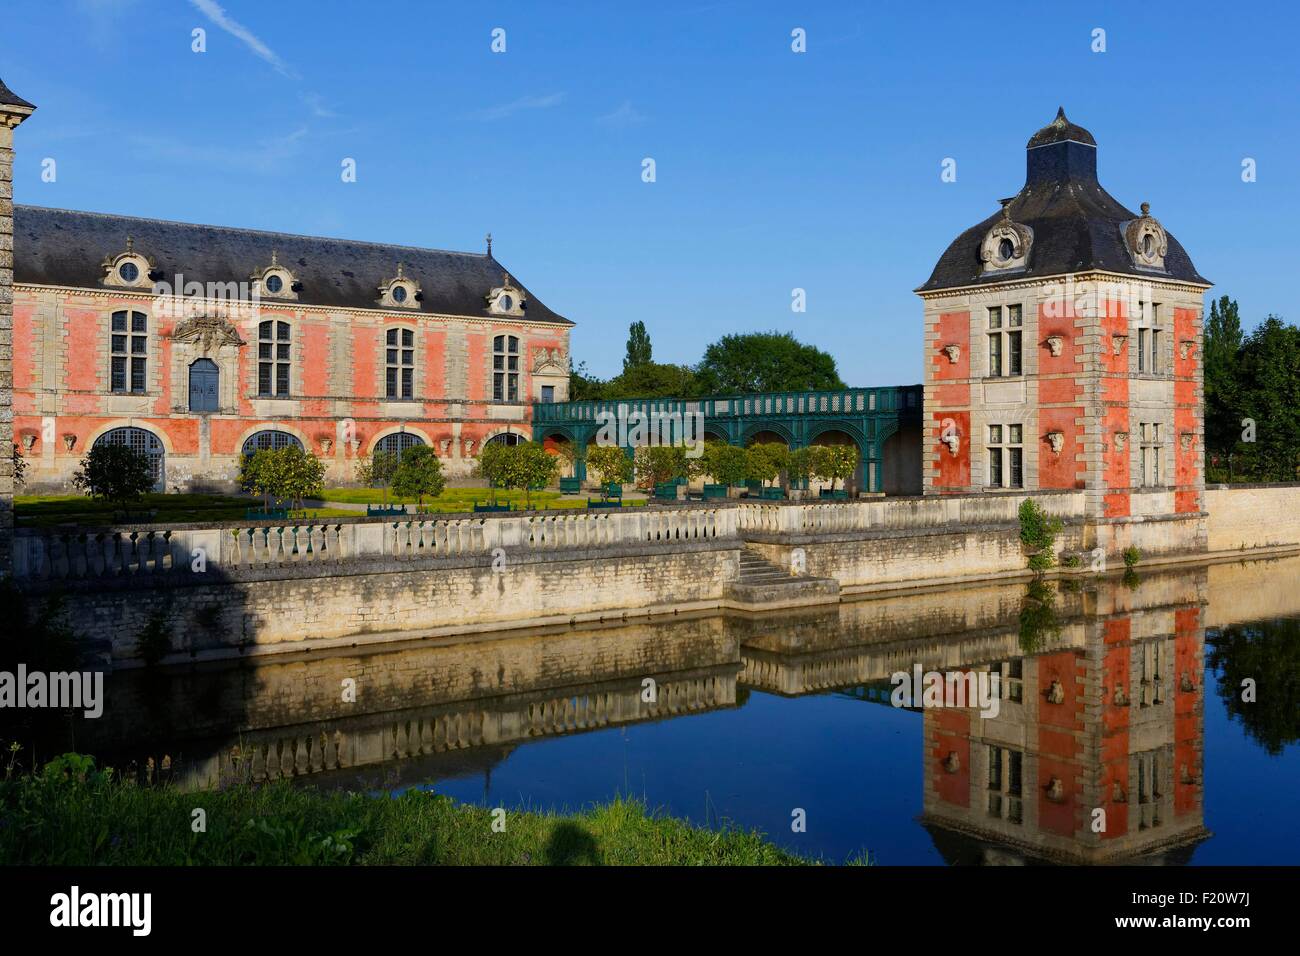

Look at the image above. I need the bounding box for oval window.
[118,261,139,283]
[392,285,407,303]
[265,274,284,293]
[499,294,514,312]
[998,238,1015,261]
[1142,234,1153,256]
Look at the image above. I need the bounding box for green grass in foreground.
[320,486,647,510]
[14,493,355,528]
[0,754,818,866]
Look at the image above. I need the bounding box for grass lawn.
[0,756,818,866]
[14,493,356,528]
[319,486,647,511]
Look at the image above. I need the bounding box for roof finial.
[125,235,134,253]
[485,232,493,255]
[502,271,512,288]
[1140,201,1151,217]
[396,260,405,279]
[270,248,279,266]
[1055,106,1067,125]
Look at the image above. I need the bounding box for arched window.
[110,310,149,394]
[493,334,519,402]
[385,327,414,399]
[189,358,219,412]
[241,430,303,456]
[95,427,165,491]
[257,320,291,396]
[484,432,522,448]
[375,432,424,457]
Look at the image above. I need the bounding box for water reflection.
[14,555,1300,865]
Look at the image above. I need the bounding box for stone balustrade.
[9,493,1082,583]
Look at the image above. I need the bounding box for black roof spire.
[0,76,35,111]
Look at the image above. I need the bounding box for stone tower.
[0,78,35,575]
[917,109,1209,553]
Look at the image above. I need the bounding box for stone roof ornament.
[487,272,525,315]
[1125,200,1169,271]
[377,260,420,308]
[485,232,493,255]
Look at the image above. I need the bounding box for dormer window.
[1126,203,1168,271]
[486,273,525,316]
[980,208,1032,275]
[101,236,153,289]
[377,262,420,309]
[252,250,298,300]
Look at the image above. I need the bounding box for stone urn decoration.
[464,439,475,457]
[1045,430,1064,455]
[21,433,36,452]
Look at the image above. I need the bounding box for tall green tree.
[1204,295,1244,466]
[624,321,653,372]
[391,445,446,511]
[1236,315,1300,480]
[697,331,845,394]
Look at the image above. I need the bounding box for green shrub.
[1123,546,1141,569]
[1018,498,1063,573]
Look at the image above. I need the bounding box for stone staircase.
[725,545,840,610]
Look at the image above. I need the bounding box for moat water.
[11,555,1300,865]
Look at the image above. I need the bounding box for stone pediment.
[172,315,246,355]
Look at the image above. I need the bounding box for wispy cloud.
[189,0,298,78]
[597,100,647,128]
[130,126,309,174]
[301,92,336,119]
[471,92,565,122]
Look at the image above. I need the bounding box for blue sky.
[2,0,1295,386]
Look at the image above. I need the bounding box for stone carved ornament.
[1114,431,1128,451]
[1180,432,1194,452]
[1045,335,1063,357]
[532,346,570,373]
[62,433,77,451]
[1111,333,1128,355]
[173,315,246,356]
[1045,431,1064,455]
[1125,202,1169,270]
[942,344,961,364]
[940,433,960,456]
[979,205,1033,271]
[1180,339,1195,360]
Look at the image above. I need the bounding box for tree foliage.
[624,321,653,372]
[239,445,326,512]
[356,450,399,506]
[745,442,789,486]
[71,444,154,512]
[476,442,560,507]
[1207,619,1300,756]
[634,445,688,487]
[585,445,634,496]
[699,442,749,488]
[809,444,859,490]
[697,331,845,394]
[391,445,446,510]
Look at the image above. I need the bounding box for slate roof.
[918,109,1209,293]
[0,76,35,110]
[11,205,572,325]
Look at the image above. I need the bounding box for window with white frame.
[386,327,414,399]
[987,423,1023,489]
[987,745,1023,824]
[110,310,149,393]
[493,334,519,402]
[257,320,291,397]
[1139,640,1164,708]
[1136,301,1162,373]
[1138,422,1162,487]
[987,304,1022,377]
[1136,749,1164,830]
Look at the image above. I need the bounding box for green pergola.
[532,385,922,492]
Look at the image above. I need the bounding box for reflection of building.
[0,80,573,492]
[919,110,1208,529]
[920,597,1208,864]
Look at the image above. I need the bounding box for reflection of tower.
[921,600,1208,864]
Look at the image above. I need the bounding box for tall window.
[987,424,1023,489]
[257,320,291,397]
[987,304,1022,377]
[386,327,414,399]
[1139,422,1162,487]
[95,426,164,490]
[1136,750,1163,830]
[110,310,149,393]
[987,745,1023,824]
[493,334,519,402]
[1139,641,1164,708]
[1137,302,1162,373]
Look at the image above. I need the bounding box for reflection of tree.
[1207,621,1300,756]
[1018,580,1059,654]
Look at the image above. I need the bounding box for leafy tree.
[272,445,326,511]
[475,441,512,501]
[624,321,653,371]
[700,442,749,489]
[1204,295,1244,469]
[516,442,561,507]
[239,449,277,512]
[635,445,688,487]
[603,362,703,400]
[585,445,633,498]
[697,331,846,394]
[786,447,813,489]
[356,450,399,507]
[391,445,446,512]
[1235,316,1300,481]
[71,444,154,513]
[746,442,789,487]
[809,444,859,491]
[569,360,608,402]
